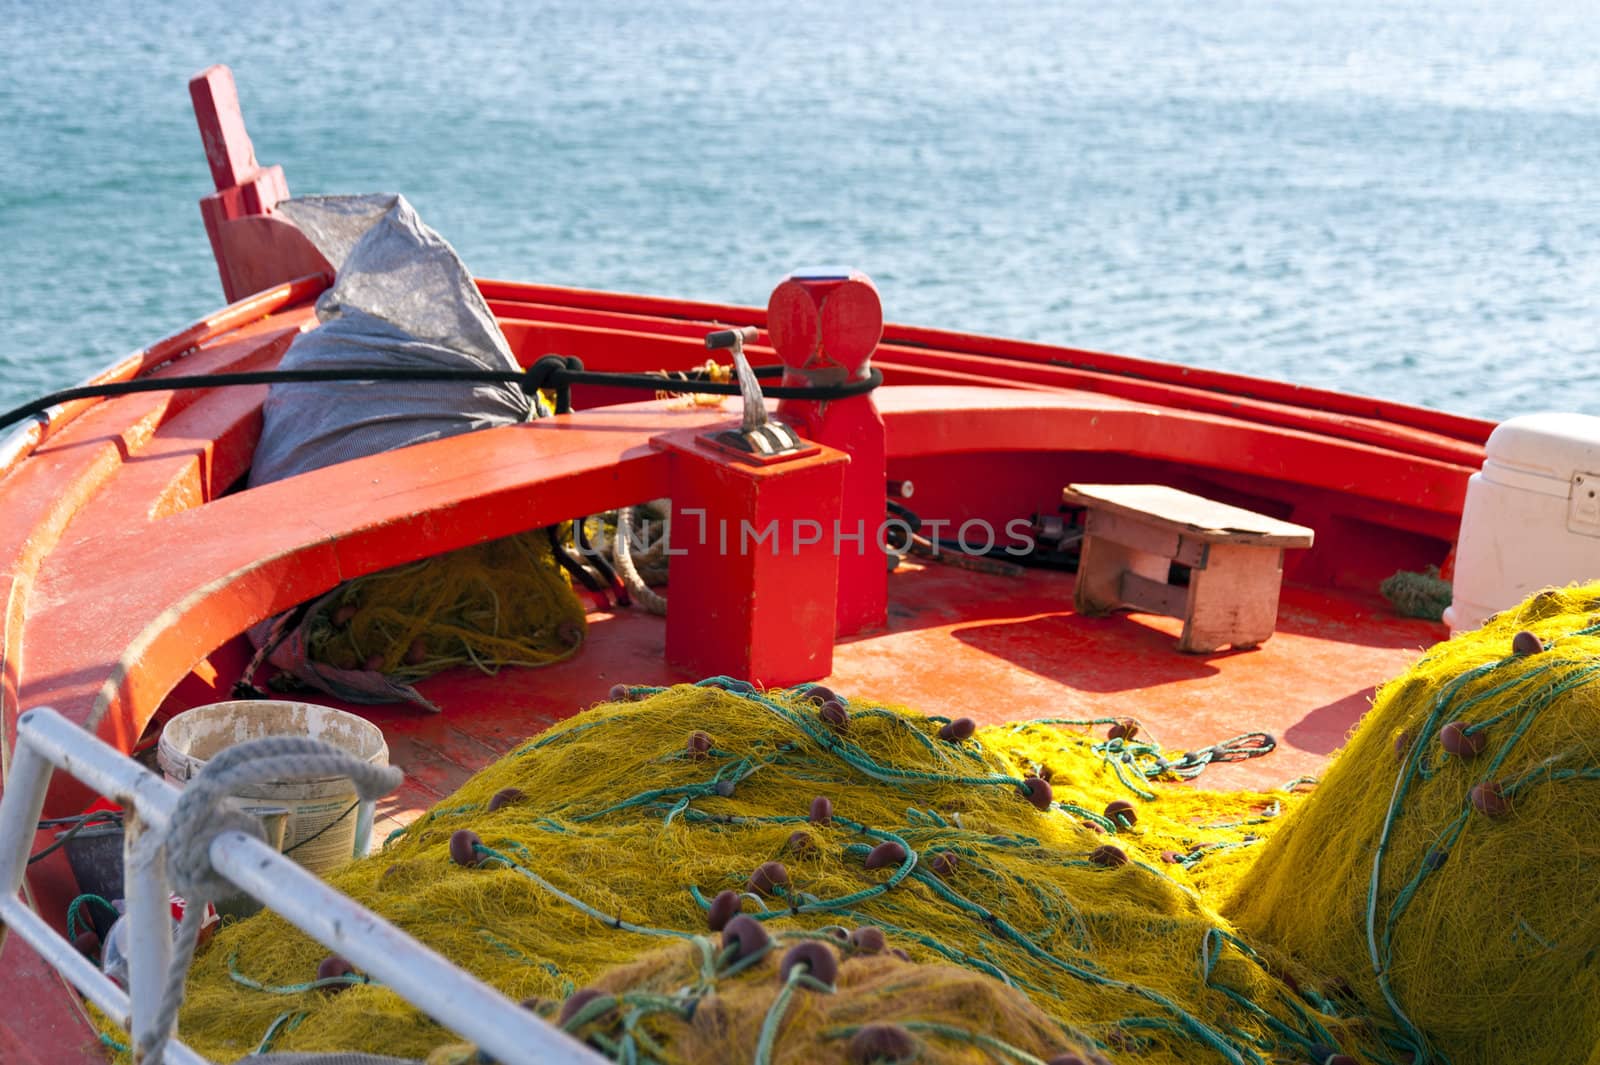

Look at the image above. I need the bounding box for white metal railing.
[0,706,607,1065]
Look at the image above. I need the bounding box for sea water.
[1,0,1596,419]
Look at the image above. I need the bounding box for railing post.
[0,714,52,898]
[123,809,174,1059]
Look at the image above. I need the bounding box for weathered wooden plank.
[1064,483,1314,547]
[1119,570,1188,619]
[1084,509,1209,568]
[1073,535,1170,617]
[1180,544,1286,653]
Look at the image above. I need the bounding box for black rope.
[29,810,124,865]
[0,357,883,433]
[574,515,629,607]
[1162,732,1278,777]
[280,800,360,857]
[884,499,922,553]
[548,525,610,598]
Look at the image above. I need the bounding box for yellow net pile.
[1226,585,1600,1065]
[428,935,1103,1065]
[303,529,587,682]
[170,682,1369,1064]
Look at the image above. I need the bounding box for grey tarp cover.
[245,195,536,711]
[249,194,532,486]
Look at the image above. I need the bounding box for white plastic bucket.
[157,700,389,875]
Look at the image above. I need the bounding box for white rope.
[614,507,667,616]
[135,735,403,1064]
[728,334,766,435]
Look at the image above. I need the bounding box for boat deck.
[340,561,1442,845]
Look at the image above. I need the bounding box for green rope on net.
[253,1010,308,1055]
[227,952,373,994]
[907,867,1254,1064]
[753,958,835,1065]
[1366,643,1600,1063]
[478,842,696,941]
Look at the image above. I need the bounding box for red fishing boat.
[0,65,1510,1064]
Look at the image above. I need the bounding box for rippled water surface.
[2,1,1596,418]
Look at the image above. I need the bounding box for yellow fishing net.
[1226,585,1600,1065]
[97,577,1600,1063]
[167,682,1366,1064]
[427,938,1102,1065]
[303,529,587,682]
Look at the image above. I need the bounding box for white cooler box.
[1445,413,1600,634]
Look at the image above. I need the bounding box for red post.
[655,428,848,686]
[189,65,295,301]
[768,269,888,636]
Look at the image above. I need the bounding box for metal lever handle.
[704,327,759,350]
[704,327,766,434]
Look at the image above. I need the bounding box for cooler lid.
[1484,413,1600,482]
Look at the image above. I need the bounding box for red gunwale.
[489,302,1483,469]
[475,278,1489,445]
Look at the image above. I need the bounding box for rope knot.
[136,733,402,1063]
[524,354,585,413]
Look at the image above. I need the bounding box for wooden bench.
[1063,483,1315,653]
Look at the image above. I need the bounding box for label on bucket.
[282,797,363,872]
[170,894,218,925]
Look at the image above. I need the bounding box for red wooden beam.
[189,64,263,192]
[189,64,294,300]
